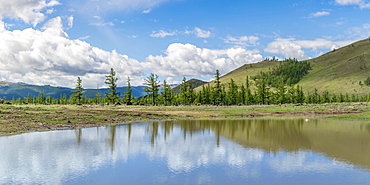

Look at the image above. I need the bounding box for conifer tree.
[123,76,132,104]
[239,84,246,105]
[162,80,174,105]
[144,73,160,105]
[212,69,223,105]
[256,77,268,104]
[227,78,238,105]
[245,76,253,104]
[276,77,286,104]
[71,77,84,104]
[104,68,120,104]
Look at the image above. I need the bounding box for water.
[0,118,370,185]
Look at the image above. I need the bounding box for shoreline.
[1,102,370,136]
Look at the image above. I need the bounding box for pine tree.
[104,68,120,104]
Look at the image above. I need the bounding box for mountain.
[198,38,370,96]
[0,82,146,100]
[172,78,208,94]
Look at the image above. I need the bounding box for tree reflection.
[75,128,82,145]
[99,118,370,169]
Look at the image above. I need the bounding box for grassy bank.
[1,102,370,136]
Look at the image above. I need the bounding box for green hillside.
[172,78,208,94]
[200,38,370,96]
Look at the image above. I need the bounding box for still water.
[1,118,370,185]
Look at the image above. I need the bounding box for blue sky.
[0,0,369,88]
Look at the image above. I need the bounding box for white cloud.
[224,35,259,46]
[67,16,74,29]
[309,11,330,18]
[0,17,145,88]
[78,35,91,40]
[335,0,370,8]
[295,38,354,51]
[150,30,177,38]
[89,22,114,26]
[183,27,213,38]
[346,23,370,38]
[265,38,307,60]
[0,0,61,27]
[146,43,262,78]
[265,38,355,60]
[128,35,138,38]
[142,8,152,13]
[194,27,212,38]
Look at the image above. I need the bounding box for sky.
[0,0,370,88]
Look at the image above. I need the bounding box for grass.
[1,102,370,136]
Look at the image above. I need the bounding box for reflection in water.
[0,119,369,185]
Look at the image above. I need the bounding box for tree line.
[5,66,370,105]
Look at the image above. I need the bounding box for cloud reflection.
[0,120,368,184]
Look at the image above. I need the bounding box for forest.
[4,59,370,106]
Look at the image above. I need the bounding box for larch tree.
[105,68,120,104]
[123,76,132,104]
[71,77,84,104]
[143,73,160,105]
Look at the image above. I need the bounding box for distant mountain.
[172,79,208,94]
[0,82,146,100]
[196,38,370,96]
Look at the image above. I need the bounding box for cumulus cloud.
[146,43,262,78]
[224,35,259,46]
[265,38,355,60]
[0,0,60,27]
[0,17,145,88]
[265,38,307,60]
[335,0,370,8]
[150,30,177,38]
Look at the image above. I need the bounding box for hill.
[172,78,208,94]
[0,82,146,100]
[198,38,370,96]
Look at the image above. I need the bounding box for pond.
[0,118,370,185]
